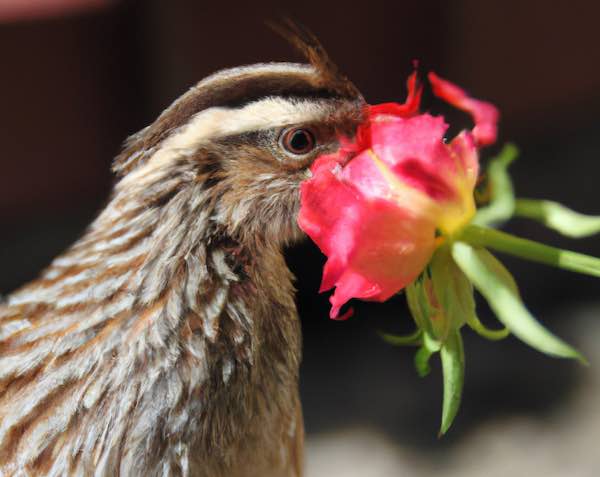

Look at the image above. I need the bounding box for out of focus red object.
[0,0,114,22]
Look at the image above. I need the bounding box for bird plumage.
[0,47,364,476]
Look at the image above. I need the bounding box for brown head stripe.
[113,63,361,176]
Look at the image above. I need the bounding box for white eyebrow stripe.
[119,97,337,189]
[197,96,331,134]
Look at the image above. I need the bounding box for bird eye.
[279,127,316,156]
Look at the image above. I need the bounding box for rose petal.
[298,70,498,320]
[369,70,423,118]
[428,72,499,146]
[368,114,458,202]
[299,154,437,319]
[448,130,479,187]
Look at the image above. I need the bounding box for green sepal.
[473,144,519,227]
[460,224,600,279]
[451,241,586,363]
[415,332,441,378]
[415,346,433,377]
[515,198,600,238]
[433,242,509,341]
[406,277,435,338]
[430,244,472,339]
[466,313,510,341]
[379,328,422,346]
[439,329,465,436]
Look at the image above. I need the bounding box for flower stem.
[459,224,600,278]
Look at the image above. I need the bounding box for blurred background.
[1,1,600,475]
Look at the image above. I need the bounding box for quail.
[0,28,364,476]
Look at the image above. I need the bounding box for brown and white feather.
[0,47,363,477]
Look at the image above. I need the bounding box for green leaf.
[515,198,600,238]
[451,241,586,363]
[473,144,519,227]
[439,330,465,435]
[460,224,600,279]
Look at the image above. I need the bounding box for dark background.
[1,0,600,471]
